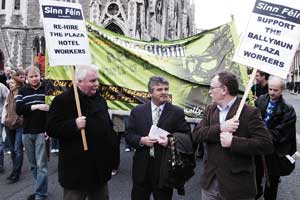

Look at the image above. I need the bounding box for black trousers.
[63,183,109,200]
[131,158,173,200]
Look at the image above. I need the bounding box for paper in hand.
[148,125,170,143]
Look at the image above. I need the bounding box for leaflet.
[148,125,170,143]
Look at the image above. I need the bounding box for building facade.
[287,49,300,94]
[0,0,196,70]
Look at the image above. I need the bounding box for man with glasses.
[193,71,273,200]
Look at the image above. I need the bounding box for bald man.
[255,76,297,200]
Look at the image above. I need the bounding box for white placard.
[40,0,91,66]
[233,0,300,79]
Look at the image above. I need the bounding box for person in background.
[0,81,9,173]
[3,75,25,183]
[193,71,273,200]
[255,76,297,200]
[50,138,59,154]
[251,70,269,101]
[16,66,49,200]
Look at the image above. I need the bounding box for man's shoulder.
[132,102,149,111]
[54,89,73,101]
[18,84,32,94]
[166,103,184,113]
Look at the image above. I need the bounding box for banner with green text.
[45,21,248,118]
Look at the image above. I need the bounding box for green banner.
[45,21,248,118]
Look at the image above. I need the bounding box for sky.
[193,0,256,34]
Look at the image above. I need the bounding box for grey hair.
[75,65,99,83]
[147,76,169,93]
[25,66,40,75]
[268,75,285,90]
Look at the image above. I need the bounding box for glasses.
[209,85,223,90]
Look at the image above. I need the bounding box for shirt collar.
[217,97,237,111]
[151,101,165,112]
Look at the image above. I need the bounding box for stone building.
[0,0,196,70]
[287,49,300,94]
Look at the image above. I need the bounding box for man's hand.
[158,135,168,147]
[31,104,49,111]
[220,132,233,148]
[220,118,239,133]
[76,116,86,129]
[140,136,157,147]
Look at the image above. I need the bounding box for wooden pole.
[71,66,88,151]
[234,68,258,120]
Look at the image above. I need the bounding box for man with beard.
[126,76,191,200]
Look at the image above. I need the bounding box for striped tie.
[150,107,161,157]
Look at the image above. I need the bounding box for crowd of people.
[0,65,298,200]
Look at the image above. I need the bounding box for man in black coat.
[125,76,191,200]
[46,65,117,200]
[255,76,297,200]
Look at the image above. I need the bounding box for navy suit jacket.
[125,101,191,186]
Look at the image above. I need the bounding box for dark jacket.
[193,98,273,200]
[125,101,191,188]
[46,89,118,190]
[16,82,47,134]
[256,94,297,176]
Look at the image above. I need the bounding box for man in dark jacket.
[16,66,48,200]
[125,76,191,200]
[255,76,297,200]
[46,65,117,200]
[193,71,273,200]
[251,70,269,101]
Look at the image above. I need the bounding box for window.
[1,0,5,9]
[14,0,20,10]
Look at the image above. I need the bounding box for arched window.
[0,50,4,71]
[33,36,40,56]
[1,0,5,9]
[14,0,20,10]
[40,36,46,54]
[105,23,124,35]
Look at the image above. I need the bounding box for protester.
[251,70,269,100]
[125,76,191,200]
[0,82,9,173]
[250,70,270,199]
[46,65,118,200]
[16,66,48,200]
[193,71,273,200]
[0,66,12,87]
[3,75,25,184]
[255,76,297,200]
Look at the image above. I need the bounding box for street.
[0,91,299,200]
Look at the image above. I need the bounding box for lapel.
[144,102,153,128]
[225,98,240,120]
[157,102,171,127]
[211,104,220,124]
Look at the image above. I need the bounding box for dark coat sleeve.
[268,104,296,144]
[192,104,221,144]
[125,107,145,149]
[230,107,273,155]
[46,94,80,139]
[16,87,32,116]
